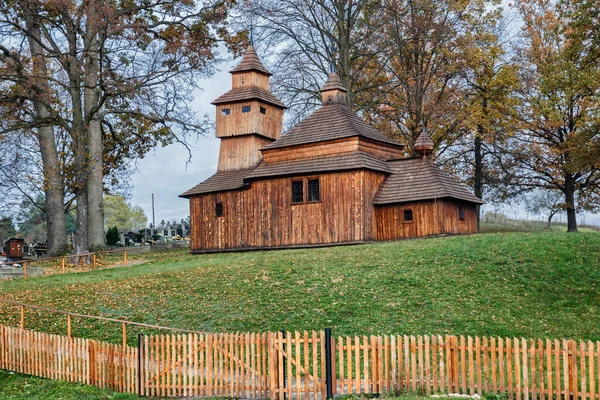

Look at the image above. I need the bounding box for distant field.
[0,231,599,345]
[480,218,600,233]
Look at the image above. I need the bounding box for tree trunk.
[564,175,578,232]
[25,12,68,256]
[547,213,554,229]
[84,13,105,250]
[474,129,483,232]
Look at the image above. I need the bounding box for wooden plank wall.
[0,325,137,393]
[441,201,478,234]
[217,135,274,172]
[190,171,369,251]
[261,137,404,164]
[215,100,283,140]
[375,200,478,241]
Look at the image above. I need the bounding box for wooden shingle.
[373,158,484,205]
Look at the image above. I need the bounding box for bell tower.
[211,45,286,171]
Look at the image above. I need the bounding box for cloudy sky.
[128,62,231,226]
[127,48,600,227]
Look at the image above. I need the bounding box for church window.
[242,105,251,113]
[291,181,304,204]
[458,206,465,221]
[216,202,223,217]
[404,209,413,222]
[260,106,267,114]
[221,108,230,116]
[308,179,320,202]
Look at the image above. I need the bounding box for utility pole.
[152,193,156,233]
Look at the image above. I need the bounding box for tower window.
[404,209,413,222]
[221,108,230,116]
[260,106,266,114]
[308,179,320,202]
[458,206,465,221]
[291,181,304,204]
[216,202,223,217]
[242,105,251,113]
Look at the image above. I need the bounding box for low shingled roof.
[211,87,286,109]
[246,152,390,180]
[373,158,484,205]
[262,103,402,150]
[179,168,254,198]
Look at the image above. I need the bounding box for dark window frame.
[242,105,251,113]
[403,209,413,223]
[260,106,267,114]
[216,202,224,217]
[458,206,465,221]
[221,108,230,116]
[307,179,320,203]
[291,180,304,204]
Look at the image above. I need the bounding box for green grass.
[0,370,138,399]
[0,232,599,345]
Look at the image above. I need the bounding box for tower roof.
[230,45,272,76]
[320,72,347,92]
[414,130,434,156]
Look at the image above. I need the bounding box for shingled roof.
[321,72,347,92]
[179,168,254,198]
[230,45,272,76]
[373,158,484,205]
[246,152,390,180]
[262,104,402,150]
[211,87,286,109]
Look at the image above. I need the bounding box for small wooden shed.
[3,238,24,261]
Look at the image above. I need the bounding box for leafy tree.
[525,190,564,229]
[0,216,17,243]
[106,227,120,246]
[445,10,520,226]
[104,195,148,233]
[509,0,600,231]
[0,0,244,254]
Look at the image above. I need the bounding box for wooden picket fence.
[2,324,600,399]
[0,325,138,393]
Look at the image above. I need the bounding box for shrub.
[106,227,120,246]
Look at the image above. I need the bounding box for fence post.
[20,306,24,329]
[93,253,96,270]
[67,314,72,339]
[124,250,127,267]
[89,341,97,386]
[23,261,27,280]
[138,333,144,396]
[280,330,286,400]
[62,257,65,274]
[325,328,334,400]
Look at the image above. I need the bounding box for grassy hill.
[0,231,599,344]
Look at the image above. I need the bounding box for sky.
[128,49,600,228]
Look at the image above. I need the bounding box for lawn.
[0,231,599,345]
[0,369,137,399]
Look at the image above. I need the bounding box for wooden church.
[180,45,483,252]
